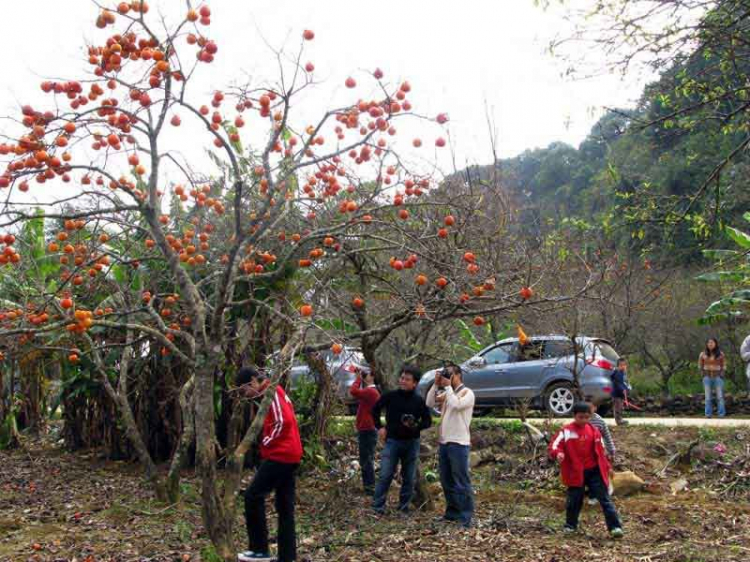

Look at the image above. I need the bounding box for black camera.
[439,365,453,384]
[401,413,416,428]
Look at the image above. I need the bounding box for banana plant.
[697,212,750,324]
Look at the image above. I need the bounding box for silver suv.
[417,336,619,416]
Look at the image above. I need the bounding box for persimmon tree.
[0,2,592,558]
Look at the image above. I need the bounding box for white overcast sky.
[0,0,649,175]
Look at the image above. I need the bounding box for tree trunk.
[0,363,6,425]
[194,356,234,561]
[411,461,434,512]
[18,357,44,434]
[303,352,334,442]
[91,331,178,502]
[362,339,391,391]
[165,376,195,503]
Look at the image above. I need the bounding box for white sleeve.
[426,383,437,408]
[444,387,475,411]
[741,336,750,363]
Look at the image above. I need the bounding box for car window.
[543,340,574,359]
[586,340,619,361]
[515,341,544,362]
[483,343,514,365]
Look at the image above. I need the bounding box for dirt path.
[522,417,750,427]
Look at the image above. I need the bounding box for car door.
[502,340,546,400]
[464,343,515,404]
[541,339,576,387]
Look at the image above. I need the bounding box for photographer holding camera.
[426,363,475,528]
[349,365,381,496]
[371,365,432,515]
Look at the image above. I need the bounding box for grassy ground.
[2,421,750,561]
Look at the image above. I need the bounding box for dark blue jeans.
[439,443,474,526]
[372,438,419,513]
[566,467,622,531]
[358,430,377,494]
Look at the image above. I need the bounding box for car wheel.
[545,383,576,417]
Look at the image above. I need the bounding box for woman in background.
[699,338,726,418]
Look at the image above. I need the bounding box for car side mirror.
[468,356,486,368]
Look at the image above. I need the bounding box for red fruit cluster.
[389,254,418,271]
[0,234,20,267]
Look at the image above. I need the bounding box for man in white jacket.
[741,334,750,392]
[426,364,475,528]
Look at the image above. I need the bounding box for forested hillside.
[466,46,750,266]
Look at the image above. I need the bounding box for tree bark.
[0,363,5,425]
[194,355,234,560]
[303,352,334,442]
[411,461,434,512]
[91,331,178,502]
[166,376,195,503]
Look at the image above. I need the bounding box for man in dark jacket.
[371,365,432,515]
[611,358,629,426]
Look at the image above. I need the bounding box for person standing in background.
[741,333,750,395]
[610,358,629,426]
[699,338,726,418]
[349,365,380,496]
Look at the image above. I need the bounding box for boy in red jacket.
[549,402,624,538]
[236,367,303,562]
[348,365,380,495]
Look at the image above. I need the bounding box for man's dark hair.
[572,401,592,415]
[236,366,263,386]
[401,364,422,383]
[445,363,463,379]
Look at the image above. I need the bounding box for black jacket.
[372,389,432,440]
[611,369,627,398]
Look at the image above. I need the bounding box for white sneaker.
[237,552,273,561]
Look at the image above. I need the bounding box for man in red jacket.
[348,365,380,495]
[236,367,303,562]
[549,402,624,538]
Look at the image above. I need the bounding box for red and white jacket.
[260,386,303,464]
[548,422,611,488]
